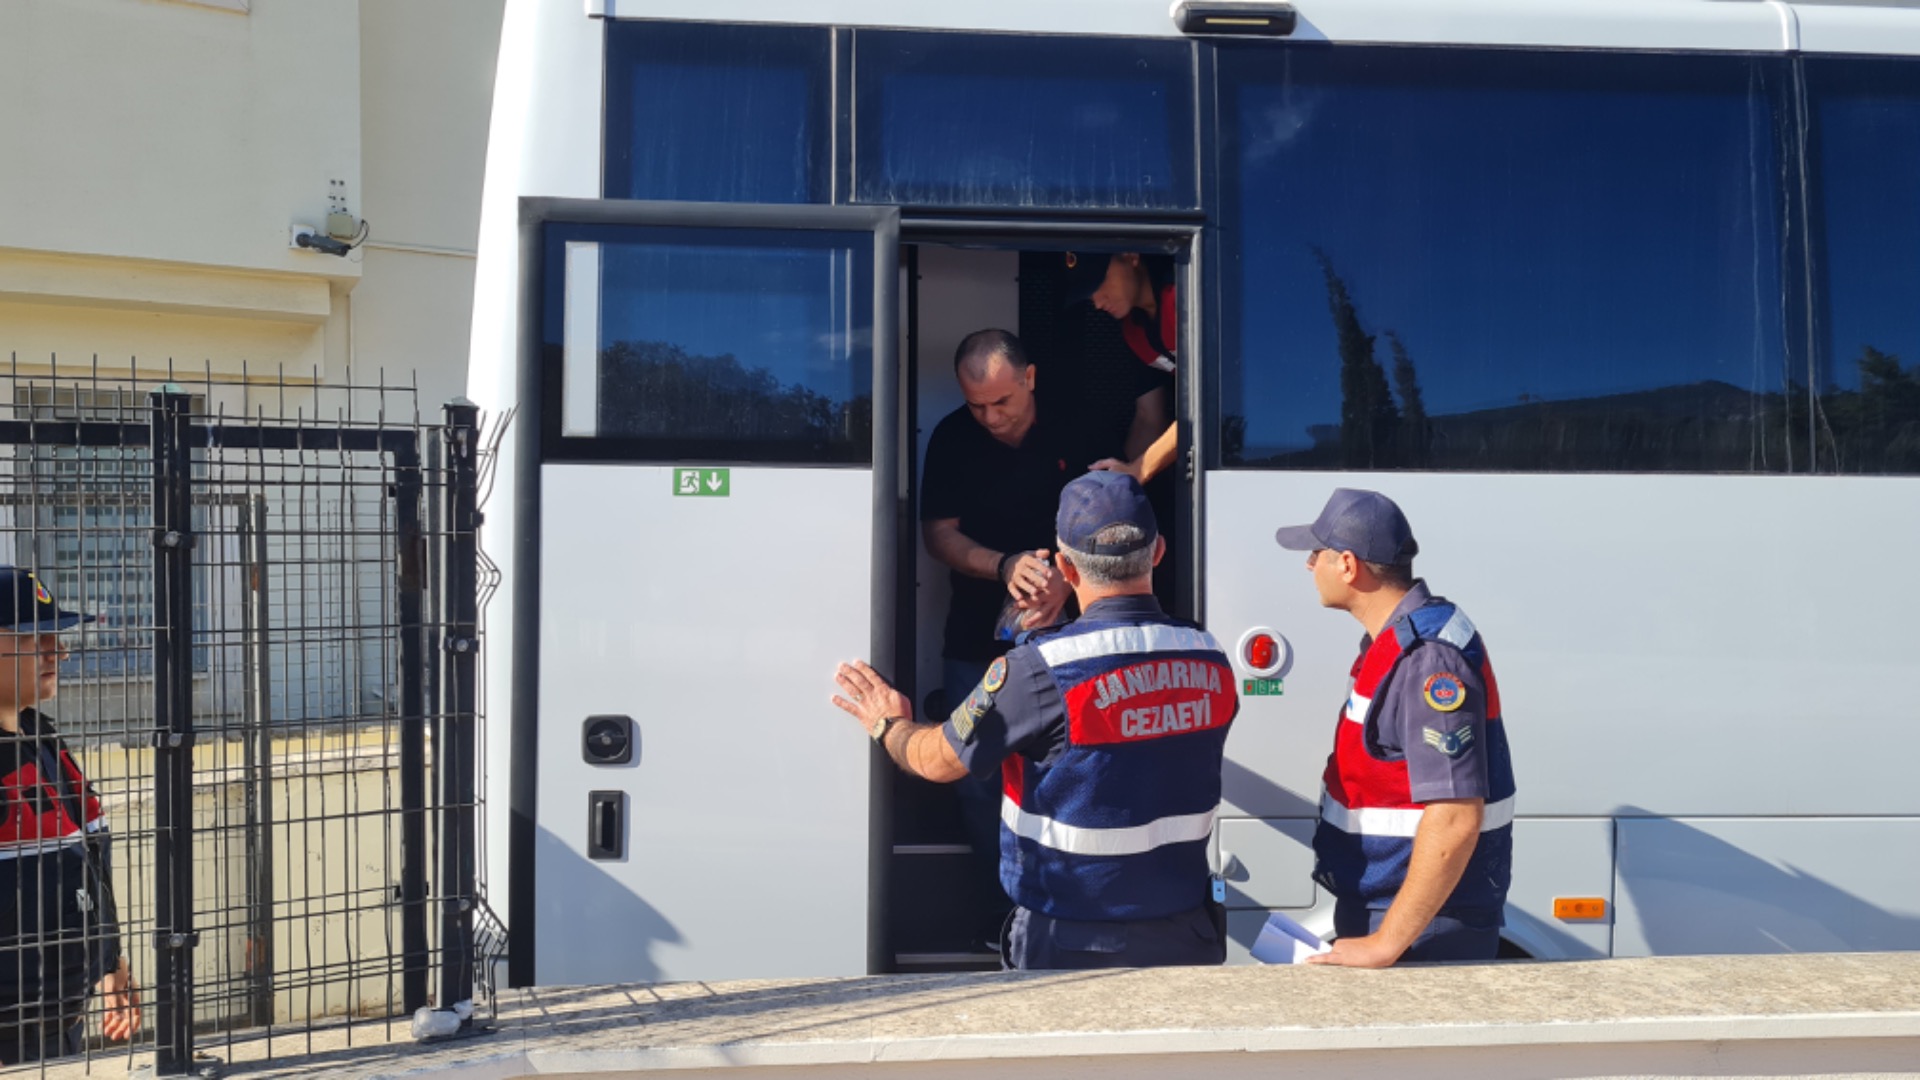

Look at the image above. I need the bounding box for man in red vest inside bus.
[1273,490,1516,966]
[833,472,1239,969]
[1063,252,1180,485]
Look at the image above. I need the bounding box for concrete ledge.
[54,952,1920,1079]
[0,248,342,324]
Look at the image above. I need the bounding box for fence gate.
[0,366,481,1077]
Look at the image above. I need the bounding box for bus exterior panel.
[473,0,1920,980]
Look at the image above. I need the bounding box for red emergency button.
[1234,626,1289,678]
[1246,633,1278,671]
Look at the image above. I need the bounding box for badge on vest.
[1423,724,1476,758]
[1421,672,1466,712]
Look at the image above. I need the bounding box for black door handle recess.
[588,790,624,861]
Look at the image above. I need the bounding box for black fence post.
[241,494,275,1030]
[150,388,197,1075]
[437,401,480,1019]
[397,441,430,1014]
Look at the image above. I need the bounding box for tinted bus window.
[541,223,873,463]
[1807,57,1920,475]
[853,30,1196,210]
[1217,47,1793,473]
[605,22,831,204]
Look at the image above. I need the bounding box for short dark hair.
[954,328,1029,376]
[1364,559,1415,590]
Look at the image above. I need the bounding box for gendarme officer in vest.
[833,471,1239,969]
[1271,490,1515,967]
[0,569,139,1063]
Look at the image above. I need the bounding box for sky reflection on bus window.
[1218,48,1795,473]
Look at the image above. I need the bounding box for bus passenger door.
[519,200,899,984]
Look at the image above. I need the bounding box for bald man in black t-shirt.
[920,330,1107,928]
[924,339,1066,667]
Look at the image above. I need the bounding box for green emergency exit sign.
[1243,678,1284,697]
[673,467,730,497]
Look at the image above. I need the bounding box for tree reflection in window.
[596,339,872,447]
[1814,347,1920,474]
[1216,46,1799,475]
[1227,252,1803,473]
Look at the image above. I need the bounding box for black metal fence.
[0,363,482,1076]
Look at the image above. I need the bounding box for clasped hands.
[1002,549,1069,631]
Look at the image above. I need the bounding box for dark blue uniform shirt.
[1361,582,1492,803]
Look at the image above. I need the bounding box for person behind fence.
[1270,491,1517,967]
[0,568,140,1063]
[833,472,1239,970]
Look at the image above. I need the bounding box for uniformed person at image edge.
[834,471,1239,970]
[1274,490,1516,967]
[0,568,140,1063]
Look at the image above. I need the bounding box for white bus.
[469,0,1920,986]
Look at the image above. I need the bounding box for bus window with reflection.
[604,21,832,205]
[853,30,1196,210]
[1807,57,1920,475]
[541,223,874,464]
[1217,47,1797,474]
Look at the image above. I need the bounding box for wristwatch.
[868,714,904,742]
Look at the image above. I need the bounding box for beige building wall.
[0,0,502,405]
[0,0,504,1028]
[357,0,503,413]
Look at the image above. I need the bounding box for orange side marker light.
[1553,897,1608,921]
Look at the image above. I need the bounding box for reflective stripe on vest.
[1002,800,1219,857]
[1036,624,1223,669]
[0,819,105,860]
[1318,791,1516,838]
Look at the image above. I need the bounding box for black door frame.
[883,217,1207,972]
[897,217,1206,624]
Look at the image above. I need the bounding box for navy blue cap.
[0,568,94,632]
[1273,489,1419,565]
[1062,251,1112,306]
[1056,471,1158,555]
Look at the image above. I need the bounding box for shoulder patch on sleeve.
[982,656,1008,693]
[1421,672,1466,713]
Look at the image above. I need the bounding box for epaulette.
[1390,598,1481,660]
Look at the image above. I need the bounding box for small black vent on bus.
[1173,2,1298,36]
